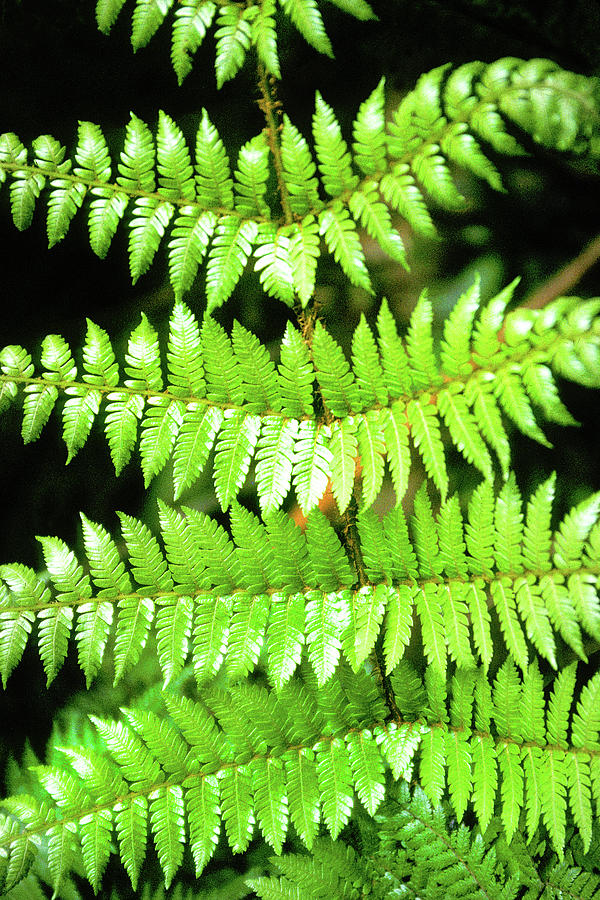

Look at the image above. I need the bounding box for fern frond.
[1,59,598,302]
[253,787,527,899]
[2,285,599,510]
[96,0,374,83]
[2,478,600,687]
[1,661,599,891]
[214,5,253,89]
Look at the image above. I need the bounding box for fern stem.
[340,493,403,722]
[256,61,294,226]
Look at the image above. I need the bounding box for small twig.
[521,232,600,311]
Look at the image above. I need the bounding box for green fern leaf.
[305,508,354,590]
[267,593,305,690]
[185,774,221,875]
[319,203,372,292]
[438,385,493,480]
[277,322,315,417]
[292,420,332,513]
[325,0,375,17]
[158,499,205,591]
[420,725,447,805]
[213,411,261,510]
[115,795,148,890]
[348,184,406,265]
[201,316,244,405]
[352,77,386,175]
[88,191,128,259]
[382,404,410,506]
[351,584,386,670]
[524,362,579,426]
[251,756,287,854]
[131,0,175,49]
[254,224,295,306]
[351,314,388,408]
[315,737,353,839]
[194,109,234,208]
[129,198,174,283]
[33,135,86,248]
[405,290,439,389]
[495,370,551,448]
[168,208,216,299]
[214,6,252,89]
[415,584,447,675]
[465,380,511,478]
[172,407,221,500]
[73,566,114,685]
[313,92,358,196]
[220,765,255,853]
[305,590,343,686]
[382,584,413,672]
[118,112,155,192]
[380,165,437,238]
[156,593,194,688]
[312,321,361,415]
[346,729,385,816]
[446,729,472,821]
[226,593,269,682]
[280,0,333,57]
[329,417,357,514]
[96,0,127,31]
[156,109,195,201]
[407,398,448,500]
[62,386,101,466]
[441,122,503,190]
[21,339,62,443]
[288,215,320,306]
[183,507,238,594]
[252,0,280,78]
[440,277,481,376]
[0,132,45,230]
[554,489,600,569]
[232,321,282,413]
[166,300,205,396]
[140,398,184,486]
[205,216,258,313]
[376,298,412,397]
[284,748,320,851]
[356,411,385,508]
[193,596,231,684]
[230,502,280,593]
[36,602,74,687]
[281,118,321,217]
[151,785,186,888]
[171,1,217,84]
[496,739,524,838]
[74,122,120,258]
[234,133,271,217]
[0,577,38,688]
[263,511,312,591]
[255,418,298,513]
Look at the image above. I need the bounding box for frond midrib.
[0,316,590,423]
[2,559,598,618]
[1,73,595,239]
[1,715,598,852]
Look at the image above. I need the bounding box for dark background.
[0,0,599,894]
